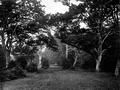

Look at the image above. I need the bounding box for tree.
[0,0,18,67]
[83,0,119,71]
[49,0,119,71]
[0,0,58,68]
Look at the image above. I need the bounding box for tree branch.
[101,30,112,45]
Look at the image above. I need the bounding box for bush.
[0,71,6,82]
[61,50,96,70]
[16,56,27,69]
[1,67,26,81]
[79,52,96,69]
[26,63,38,72]
[7,60,16,69]
[41,57,49,69]
[12,67,26,77]
[62,51,75,69]
[61,58,71,69]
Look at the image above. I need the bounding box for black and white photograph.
[0,0,120,90]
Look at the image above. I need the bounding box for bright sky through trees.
[41,0,82,14]
[41,0,87,35]
[41,0,69,14]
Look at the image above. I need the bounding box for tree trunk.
[73,50,78,67]
[37,47,42,69]
[1,34,7,68]
[6,51,11,63]
[5,52,9,67]
[115,60,120,77]
[66,44,68,59]
[4,44,12,68]
[96,54,102,72]
[38,54,42,69]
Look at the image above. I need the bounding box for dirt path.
[3,67,120,90]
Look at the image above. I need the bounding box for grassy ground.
[3,66,120,90]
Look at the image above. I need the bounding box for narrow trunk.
[1,34,7,68]
[115,65,119,77]
[96,54,102,72]
[6,52,9,67]
[5,38,12,67]
[38,54,42,69]
[115,60,120,77]
[6,50,11,63]
[37,47,42,69]
[96,35,103,72]
[73,51,78,67]
[4,50,11,68]
[66,44,68,59]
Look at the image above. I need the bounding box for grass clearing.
[3,67,120,90]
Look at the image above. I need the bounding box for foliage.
[13,45,38,57]
[53,0,119,50]
[26,62,38,72]
[61,58,71,69]
[49,0,119,71]
[61,51,75,69]
[7,55,28,70]
[0,0,58,67]
[1,66,26,82]
[16,56,28,69]
[41,57,49,69]
[26,32,58,52]
[79,51,96,69]
[7,60,16,69]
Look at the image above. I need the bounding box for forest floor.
[2,65,120,90]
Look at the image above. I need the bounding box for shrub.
[16,56,27,69]
[41,57,49,69]
[61,50,96,70]
[7,60,16,69]
[1,67,26,81]
[12,67,26,77]
[61,58,70,69]
[62,50,75,69]
[26,63,38,72]
[79,52,96,69]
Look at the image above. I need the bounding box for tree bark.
[37,46,42,69]
[1,33,8,68]
[115,60,120,77]
[96,53,102,72]
[73,50,78,67]
[4,35,12,68]
[66,44,68,59]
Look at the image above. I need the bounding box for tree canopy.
[50,0,119,53]
[0,0,58,67]
[48,0,119,71]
